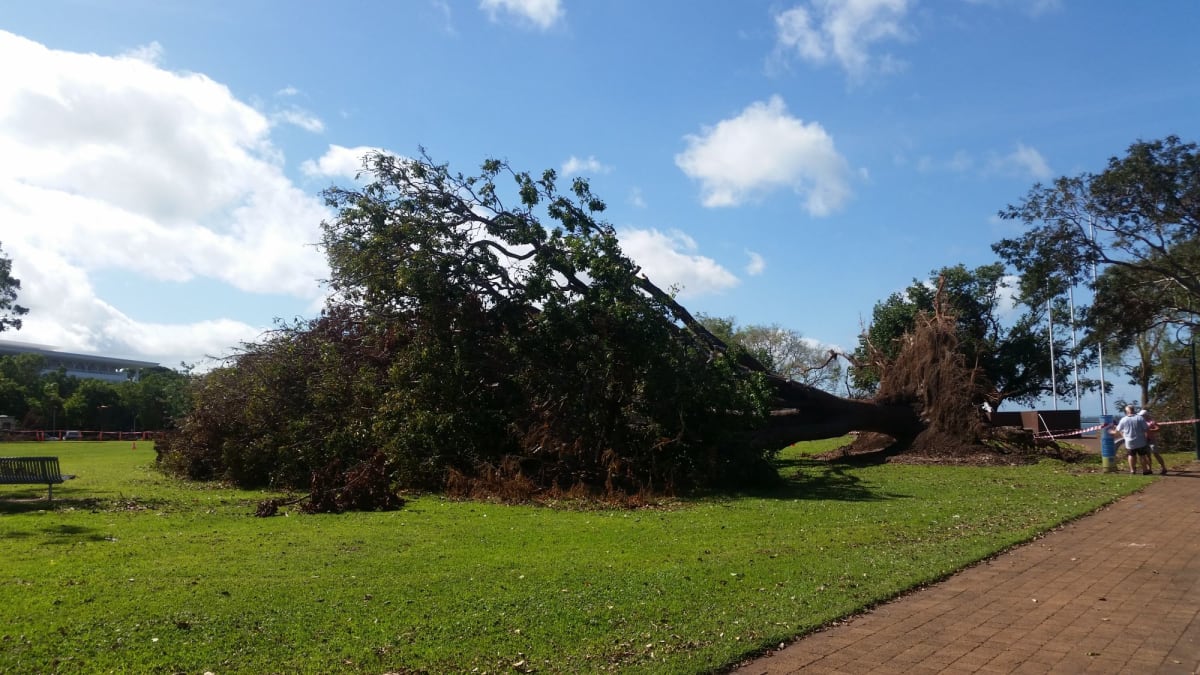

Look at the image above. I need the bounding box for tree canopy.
[156,147,1122,512]
[699,315,843,393]
[851,264,1092,408]
[0,242,28,333]
[994,135,1200,348]
[161,153,783,502]
[0,356,191,433]
[159,152,949,509]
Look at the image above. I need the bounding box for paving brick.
[733,463,1200,674]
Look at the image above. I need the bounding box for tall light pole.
[1047,298,1058,410]
[1089,215,1114,470]
[1187,334,1200,460]
[98,404,110,440]
[1090,217,1107,415]
[1069,288,1081,405]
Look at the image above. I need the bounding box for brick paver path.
[735,464,1200,674]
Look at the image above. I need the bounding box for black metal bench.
[0,456,76,500]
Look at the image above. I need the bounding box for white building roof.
[0,340,159,382]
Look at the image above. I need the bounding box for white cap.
[1138,409,1149,416]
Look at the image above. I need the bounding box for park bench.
[0,456,76,501]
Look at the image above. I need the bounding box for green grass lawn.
[0,440,1177,674]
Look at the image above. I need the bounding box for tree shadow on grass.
[0,519,108,543]
[714,440,914,503]
[0,496,104,515]
[39,522,111,543]
[718,453,913,503]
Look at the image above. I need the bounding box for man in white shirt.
[1110,404,1151,475]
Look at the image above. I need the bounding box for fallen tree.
[158,152,1016,510]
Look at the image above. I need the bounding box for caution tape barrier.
[1034,424,1105,440]
[1034,418,1200,440]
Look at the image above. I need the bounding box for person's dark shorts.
[1128,444,1150,456]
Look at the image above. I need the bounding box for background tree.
[1108,326,1169,408]
[699,316,842,392]
[117,366,192,431]
[62,378,122,431]
[1160,339,1200,446]
[851,263,1088,409]
[994,135,1200,346]
[0,353,45,424]
[41,382,63,432]
[0,242,28,332]
[0,353,188,433]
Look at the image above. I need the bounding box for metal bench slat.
[0,457,75,500]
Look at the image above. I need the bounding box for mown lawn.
[0,440,1168,674]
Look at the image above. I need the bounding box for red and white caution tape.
[1034,423,1106,440]
[1152,418,1200,427]
[1033,417,1200,440]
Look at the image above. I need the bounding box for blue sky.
[1,0,1197,412]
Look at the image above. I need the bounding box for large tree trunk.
[634,275,927,448]
[748,376,924,449]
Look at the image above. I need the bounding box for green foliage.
[0,354,189,432]
[0,354,46,422]
[850,264,1087,407]
[994,135,1200,421]
[995,135,1200,347]
[1144,338,1200,451]
[699,315,843,392]
[0,241,28,333]
[159,307,390,490]
[160,153,775,501]
[0,440,1163,674]
[62,378,121,429]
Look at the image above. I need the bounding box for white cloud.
[0,30,331,365]
[910,145,1049,180]
[990,142,1052,179]
[675,95,852,216]
[775,0,912,80]
[432,0,458,35]
[629,187,646,208]
[745,251,766,276]
[996,274,1021,317]
[301,144,391,179]
[273,106,324,133]
[914,149,975,173]
[561,155,611,176]
[120,41,163,65]
[1027,0,1064,15]
[479,0,564,30]
[963,0,1063,17]
[617,228,739,299]
[268,86,324,133]
[947,150,974,172]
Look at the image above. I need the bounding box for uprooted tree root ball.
[844,288,1070,465]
